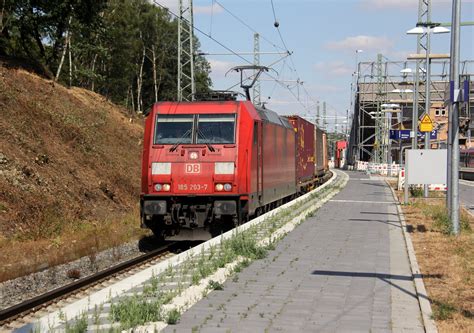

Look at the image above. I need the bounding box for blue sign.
[389,129,437,140]
[449,80,470,102]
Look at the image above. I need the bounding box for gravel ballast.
[0,238,156,310]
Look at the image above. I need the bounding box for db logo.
[185,163,201,174]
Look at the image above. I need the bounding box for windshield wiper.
[169,128,192,152]
[197,129,216,152]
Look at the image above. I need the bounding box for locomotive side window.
[197,114,235,144]
[154,115,194,144]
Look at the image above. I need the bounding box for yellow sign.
[419,114,434,132]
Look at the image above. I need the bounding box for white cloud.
[314,61,353,77]
[325,35,394,53]
[194,3,223,15]
[208,59,238,77]
[152,0,223,15]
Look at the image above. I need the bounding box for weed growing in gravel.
[208,280,224,290]
[143,273,159,295]
[92,304,101,327]
[110,295,163,329]
[64,312,88,333]
[166,308,181,324]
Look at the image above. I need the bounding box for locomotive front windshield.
[154,113,235,145]
[154,115,194,144]
[197,114,235,144]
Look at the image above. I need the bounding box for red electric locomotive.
[141,99,297,240]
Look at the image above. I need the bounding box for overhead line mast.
[177,0,196,102]
[253,33,261,106]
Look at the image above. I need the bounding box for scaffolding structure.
[347,58,474,164]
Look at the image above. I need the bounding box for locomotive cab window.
[197,114,236,144]
[154,115,194,144]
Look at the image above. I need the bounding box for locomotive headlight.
[223,183,232,192]
[154,184,163,192]
[215,184,224,191]
[152,162,171,175]
[162,184,171,191]
[215,162,234,175]
[189,151,199,160]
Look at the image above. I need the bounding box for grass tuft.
[208,280,224,291]
[166,308,180,325]
[424,205,472,235]
[432,301,456,321]
[110,295,163,329]
[64,312,88,333]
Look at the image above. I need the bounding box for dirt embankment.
[0,64,147,281]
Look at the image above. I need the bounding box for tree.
[0,0,212,112]
[1,0,105,76]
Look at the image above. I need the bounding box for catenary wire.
[153,0,315,114]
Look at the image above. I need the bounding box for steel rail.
[0,243,175,325]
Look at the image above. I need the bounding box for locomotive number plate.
[177,183,208,191]
[185,163,201,174]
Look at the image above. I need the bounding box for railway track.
[0,242,178,329]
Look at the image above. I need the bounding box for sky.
[157,0,474,130]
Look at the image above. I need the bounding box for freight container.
[285,116,315,185]
[323,132,328,171]
[335,140,348,168]
[315,127,327,176]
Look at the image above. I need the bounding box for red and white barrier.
[356,161,400,177]
[398,168,405,190]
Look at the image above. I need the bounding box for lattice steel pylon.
[177,0,196,101]
[316,101,320,126]
[253,33,261,105]
[414,0,431,117]
[323,101,327,130]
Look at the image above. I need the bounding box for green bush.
[410,186,424,198]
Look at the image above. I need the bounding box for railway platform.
[163,171,425,332]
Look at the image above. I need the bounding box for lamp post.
[407,23,450,197]
[449,0,461,235]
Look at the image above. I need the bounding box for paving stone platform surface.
[164,171,424,332]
